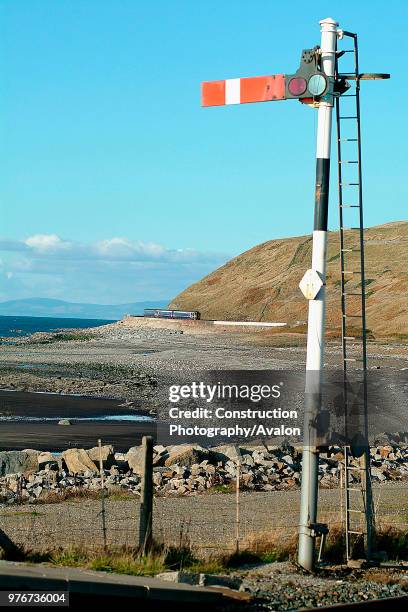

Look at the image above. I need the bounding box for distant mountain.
[0,298,169,320]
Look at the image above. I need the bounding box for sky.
[0,0,406,305]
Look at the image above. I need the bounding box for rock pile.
[0,441,407,504]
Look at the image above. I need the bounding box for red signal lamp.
[288,76,307,96]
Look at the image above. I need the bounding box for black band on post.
[314,158,330,231]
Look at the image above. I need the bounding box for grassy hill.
[169,221,408,338]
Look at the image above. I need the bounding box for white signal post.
[298,17,338,571]
[201,16,389,573]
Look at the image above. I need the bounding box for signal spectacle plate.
[288,76,307,96]
[308,74,327,96]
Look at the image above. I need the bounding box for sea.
[0,315,115,338]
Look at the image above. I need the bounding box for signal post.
[201,17,389,571]
[297,17,337,571]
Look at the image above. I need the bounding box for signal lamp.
[308,74,327,96]
[288,76,307,96]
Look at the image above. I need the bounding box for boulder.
[153,445,169,466]
[164,444,209,467]
[241,454,255,466]
[199,574,242,589]
[62,448,97,474]
[156,571,199,585]
[0,450,40,476]
[58,419,71,426]
[209,444,241,463]
[371,467,386,481]
[38,452,60,471]
[126,446,145,474]
[114,452,129,471]
[379,446,393,459]
[126,445,170,473]
[87,445,115,468]
[30,485,43,498]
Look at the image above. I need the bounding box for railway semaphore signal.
[201,17,389,571]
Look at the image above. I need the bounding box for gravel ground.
[1,484,407,553]
[233,561,407,610]
[0,317,407,406]
[0,488,407,610]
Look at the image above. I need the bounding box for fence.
[1,438,407,560]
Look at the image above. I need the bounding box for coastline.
[0,316,407,451]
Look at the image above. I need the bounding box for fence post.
[139,435,154,552]
[340,460,344,531]
[98,439,107,550]
[235,460,240,554]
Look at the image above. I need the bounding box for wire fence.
[1,440,408,558]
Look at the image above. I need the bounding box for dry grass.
[4,521,407,576]
[27,546,168,576]
[28,487,136,505]
[238,529,298,562]
[374,524,408,561]
[367,571,408,590]
[235,521,408,565]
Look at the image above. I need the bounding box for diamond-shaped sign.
[299,269,324,300]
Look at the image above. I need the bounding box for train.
[143,308,201,320]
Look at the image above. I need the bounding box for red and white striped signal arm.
[202,74,286,107]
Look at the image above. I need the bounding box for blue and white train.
[143,309,200,320]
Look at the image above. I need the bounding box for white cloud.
[0,234,230,302]
[0,234,226,264]
[25,234,71,252]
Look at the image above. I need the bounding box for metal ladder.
[335,31,375,561]
[342,445,373,560]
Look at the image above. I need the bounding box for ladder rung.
[345,465,365,471]
[339,161,359,164]
[344,358,363,362]
[343,314,363,318]
[340,205,360,208]
[342,270,362,274]
[343,292,364,296]
[348,530,364,535]
[339,116,358,119]
[340,183,360,186]
[342,94,357,97]
[347,487,363,492]
[340,227,362,230]
[338,138,358,141]
[344,336,356,340]
[341,248,360,252]
[347,509,364,513]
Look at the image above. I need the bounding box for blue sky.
[0,0,406,304]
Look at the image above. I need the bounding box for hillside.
[169,221,408,337]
